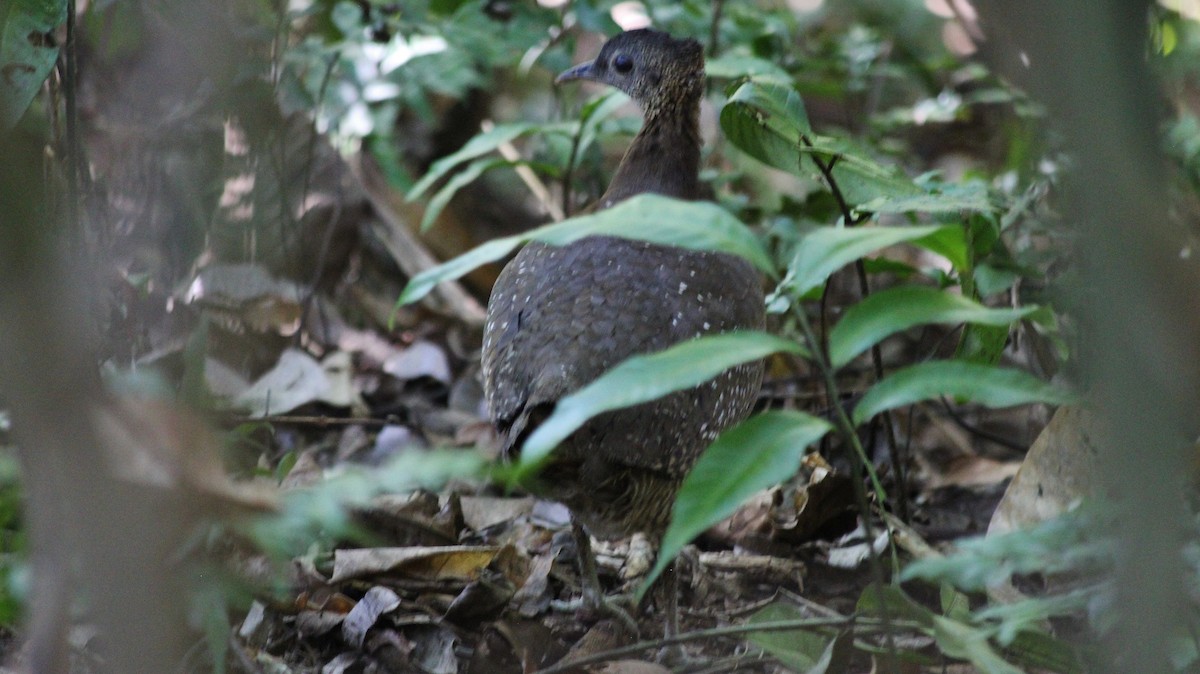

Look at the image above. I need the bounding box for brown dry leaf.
[233,348,363,416]
[988,406,1100,536]
[591,662,672,674]
[330,545,507,584]
[445,568,517,623]
[183,263,304,335]
[297,610,346,638]
[342,586,403,649]
[355,492,460,546]
[511,552,554,617]
[925,455,1021,489]
[558,621,638,667]
[471,619,568,674]
[383,340,452,383]
[93,397,277,514]
[460,496,535,533]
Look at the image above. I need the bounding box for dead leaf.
[926,455,1021,489]
[297,610,346,638]
[354,492,460,546]
[281,450,323,490]
[184,263,304,335]
[342,586,402,649]
[511,553,554,617]
[988,406,1100,536]
[93,397,277,514]
[330,545,505,584]
[460,496,534,533]
[233,349,363,416]
[445,568,516,623]
[383,340,452,383]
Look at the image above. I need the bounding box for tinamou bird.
[481,28,766,623]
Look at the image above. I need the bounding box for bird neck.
[597,94,702,208]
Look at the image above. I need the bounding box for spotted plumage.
[481,29,766,540]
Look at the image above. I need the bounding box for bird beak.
[555,60,597,85]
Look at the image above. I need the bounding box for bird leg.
[555,519,641,637]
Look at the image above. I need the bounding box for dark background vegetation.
[0,0,1198,672]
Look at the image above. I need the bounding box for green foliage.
[390,10,1066,668]
[857,585,1083,674]
[249,448,488,557]
[780,224,953,299]
[0,0,65,129]
[375,5,1070,671]
[518,332,805,470]
[745,602,843,672]
[397,194,774,305]
[0,451,24,627]
[829,286,1038,368]
[641,410,832,598]
[851,361,1073,425]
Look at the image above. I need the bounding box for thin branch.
[793,310,900,674]
[222,413,394,428]
[483,119,565,222]
[562,116,583,217]
[708,0,728,58]
[790,138,900,669]
[803,136,908,520]
[533,617,908,674]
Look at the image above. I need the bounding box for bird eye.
[613,54,633,73]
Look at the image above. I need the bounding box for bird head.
[556,29,704,111]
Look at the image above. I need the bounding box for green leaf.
[956,322,1010,366]
[641,410,832,596]
[576,90,630,154]
[1,0,66,129]
[797,134,922,205]
[419,157,512,231]
[519,333,805,469]
[829,286,1037,368]
[721,80,919,206]
[407,122,538,200]
[1005,628,1084,674]
[721,79,811,171]
[397,194,774,305]
[706,53,791,83]
[861,181,996,215]
[856,585,936,629]
[744,602,839,672]
[913,225,969,273]
[933,615,1025,674]
[785,224,950,298]
[852,361,1073,425]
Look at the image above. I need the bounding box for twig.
[936,397,1028,452]
[222,413,394,428]
[682,652,771,674]
[803,137,909,521]
[349,154,487,326]
[708,0,727,58]
[561,110,583,217]
[798,138,904,672]
[483,119,564,222]
[533,617,870,674]
[62,0,82,245]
